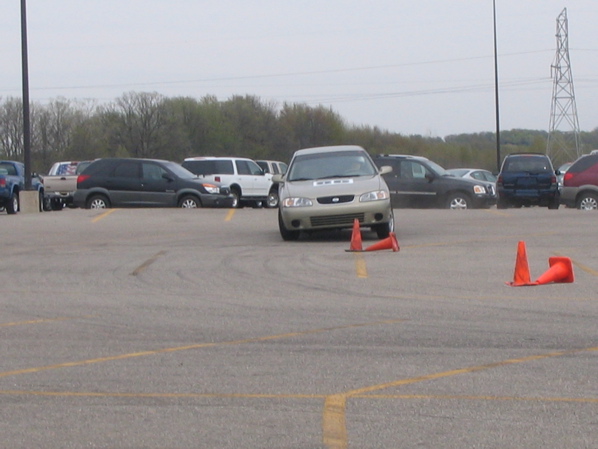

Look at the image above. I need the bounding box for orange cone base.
[506,241,534,286]
[345,219,363,252]
[364,232,400,252]
[534,257,574,285]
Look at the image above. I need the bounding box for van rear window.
[183,160,234,175]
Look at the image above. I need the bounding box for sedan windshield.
[287,150,377,181]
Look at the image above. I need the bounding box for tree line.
[1,91,596,174]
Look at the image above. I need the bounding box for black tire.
[278,209,300,241]
[266,189,279,208]
[178,195,201,208]
[446,192,470,209]
[230,188,241,208]
[6,192,19,214]
[42,195,53,211]
[372,208,395,239]
[548,198,560,210]
[86,194,110,209]
[496,198,508,209]
[576,192,598,210]
[50,198,63,211]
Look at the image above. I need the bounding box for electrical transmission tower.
[547,8,581,165]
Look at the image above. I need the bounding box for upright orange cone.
[364,232,400,252]
[534,257,574,285]
[346,219,363,252]
[506,241,533,286]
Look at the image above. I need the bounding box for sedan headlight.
[472,185,487,194]
[282,197,313,207]
[360,190,389,202]
[202,183,221,194]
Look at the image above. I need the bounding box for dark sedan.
[73,158,234,209]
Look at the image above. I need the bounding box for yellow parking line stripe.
[353,253,368,278]
[0,319,405,379]
[91,209,116,223]
[357,393,598,403]
[0,316,91,328]
[0,390,326,399]
[225,209,235,221]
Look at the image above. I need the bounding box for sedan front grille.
[310,213,364,227]
[317,195,355,204]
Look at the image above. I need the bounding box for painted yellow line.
[356,393,598,403]
[0,319,405,379]
[225,209,236,221]
[353,253,368,278]
[0,390,326,399]
[91,209,116,223]
[130,250,167,276]
[322,345,598,449]
[0,315,91,328]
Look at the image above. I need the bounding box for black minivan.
[73,158,233,209]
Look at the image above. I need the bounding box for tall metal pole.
[21,0,32,189]
[493,0,501,172]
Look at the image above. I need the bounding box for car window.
[236,160,263,175]
[568,155,598,173]
[288,150,376,181]
[0,162,17,176]
[401,161,429,180]
[142,162,167,181]
[183,159,234,175]
[504,156,551,172]
[112,161,140,178]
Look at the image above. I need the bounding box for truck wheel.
[50,198,63,211]
[6,192,19,214]
[86,194,110,209]
[178,195,201,208]
[230,188,241,208]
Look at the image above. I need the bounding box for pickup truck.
[41,160,92,209]
[0,160,45,214]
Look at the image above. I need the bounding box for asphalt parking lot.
[1,207,597,449]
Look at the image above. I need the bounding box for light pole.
[21,0,32,189]
[493,0,501,172]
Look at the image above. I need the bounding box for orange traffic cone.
[534,257,574,285]
[506,241,534,286]
[346,219,363,252]
[364,232,400,252]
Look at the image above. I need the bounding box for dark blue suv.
[496,153,560,209]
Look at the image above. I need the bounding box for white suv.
[182,156,279,208]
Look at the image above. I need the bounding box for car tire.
[446,192,470,209]
[6,192,19,214]
[230,188,241,208]
[178,195,201,208]
[267,189,279,208]
[577,192,598,210]
[86,194,110,209]
[278,209,300,241]
[548,198,560,210]
[496,198,508,209]
[372,208,394,239]
[50,198,63,211]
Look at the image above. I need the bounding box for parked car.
[73,158,233,209]
[446,168,497,192]
[182,156,279,208]
[560,153,598,210]
[256,159,288,175]
[0,160,46,213]
[556,162,573,189]
[373,155,496,209]
[42,160,94,209]
[273,145,394,241]
[496,153,560,209]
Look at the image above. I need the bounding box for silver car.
[273,145,394,241]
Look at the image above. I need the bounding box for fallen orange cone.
[345,218,363,252]
[506,241,534,286]
[364,232,400,252]
[534,256,574,285]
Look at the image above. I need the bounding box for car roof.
[375,154,431,162]
[184,156,254,161]
[292,145,367,157]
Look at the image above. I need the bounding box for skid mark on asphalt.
[0,319,406,379]
[130,250,167,276]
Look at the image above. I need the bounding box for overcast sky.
[1,1,597,137]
